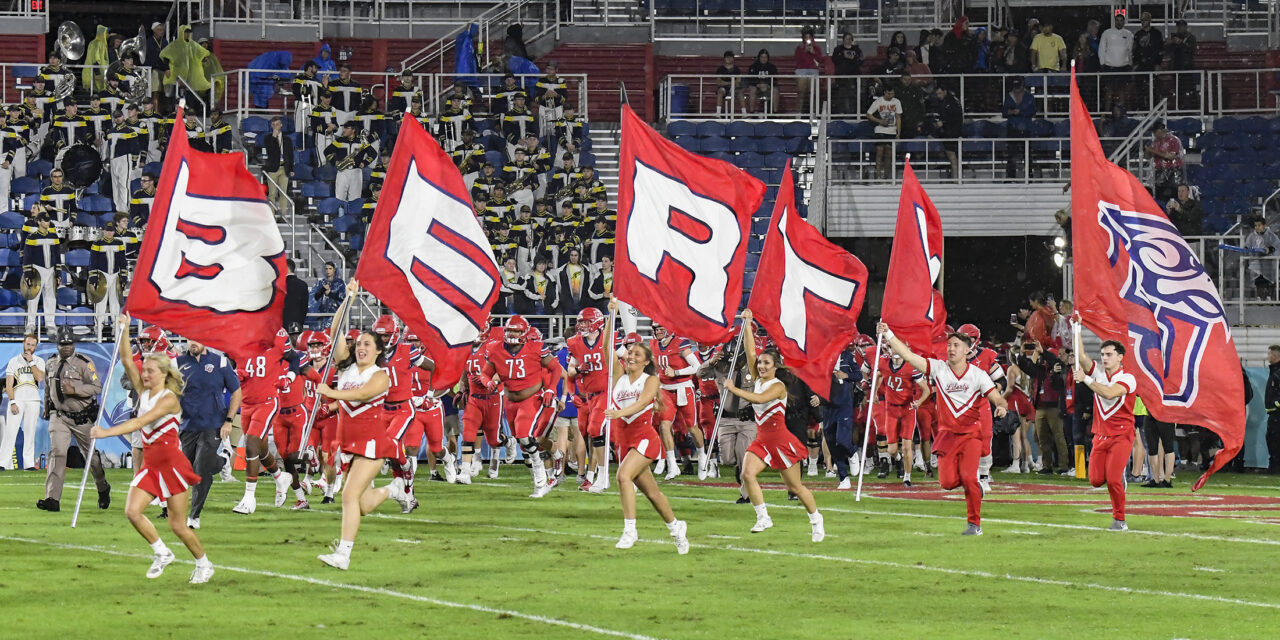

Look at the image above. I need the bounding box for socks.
[530,451,546,487]
[808,510,822,524]
[405,457,418,494]
[595,465,608,487]
[978,454,993,477]
[665,519,680,533]
[808,453,818,467]
[150,539,170,555]
[294,487,305,501]
[336,539,354,557]
[623,518,637,534]
[244,480,257,496]
[194,555,212,568]
[666,451,678,468]
[753,503,769,519]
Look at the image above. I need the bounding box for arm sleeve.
[672,349,702,376]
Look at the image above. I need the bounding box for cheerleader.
[723,310,824,542]
[315,280,408,570]
[602,299,690,554]
[90,315,214,583]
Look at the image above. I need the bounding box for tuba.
[108,29,149,105]
[51,21,85,102]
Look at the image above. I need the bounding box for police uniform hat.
[56,326,76,345]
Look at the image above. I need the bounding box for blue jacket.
[826,350,861,406]
[1003,90,1037,133]
[177,351,241,431]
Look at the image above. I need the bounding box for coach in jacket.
[262,116,294,212]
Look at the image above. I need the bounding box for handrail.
[400,0,557,75]
[1108,97,1168,165]
[810,98,830,233]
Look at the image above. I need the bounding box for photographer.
[926,84,963,178]
[1014,340,1070,475]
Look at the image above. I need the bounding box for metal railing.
[822,135,1120,185]
[566,0,648,25]
[400,0,559,75]
[660,70,1211,121]
[1105,98,1170,187]
[1182,0,1280,46]
[318,0,500,37]
[195,0,326,37]
[0,63,152,106]
[0,0,48,30]
[649,0,842,45]
[827,1,881,43]
[1208,67,1280,115]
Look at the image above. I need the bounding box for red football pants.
[273,404,310,456]
[936,430,983,526]
[503,393,551,439]
[462,394,503,447]
[578,392,606,439]
[1089,433,1134,522]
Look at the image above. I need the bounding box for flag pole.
[71,336,123,528]
[704,326,746,465]
[297,289,356,461]
[855,331,885,502]
[602,303,619,486]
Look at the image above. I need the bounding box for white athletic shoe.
[848,456,861,476]
[504,440,518,464]
[456,467,472,485]
[697,456,709,481]
[837,477,852,490]
[913,451,926,472]
[487,466,499,479]
[588,480,607,494]
[750,515,773,533]
[1004,461,1021,473]
[232,495,256,515]
[807,462,819,477]
[219,466,236,482]
[810,513,825,543]
[1031,458,1044,472]
[653,458,666,476]
[1107,519,1128,532]
[300,477,313,495]
[186,517,200,530]
[146,550,175,579]
[664,465,681,481]
[825,469,837,478]
[978,475,992,494]
[400,497,418,514]
[318,552,350,570]
[291,499,310,511]
[670,520,690,555]
[471,458,482,476]
[189,563,215,584]
[386,478,412,512]
[962,523,983,536]
[615,530,638,550]
[273,472,293,507]
[442,452,458,484]
[530,483,552,499]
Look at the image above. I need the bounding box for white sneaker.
[301,477,313,495]
[471,458,482,476]
[1031,458,1043,472]
[848,456,861,476]
[146,550,175,579]
[587,481,607,494]
[670,520,690,555]
[504,440,518,464]
[385,478,411,512]
[219,466,236,482]
[1060,467,1075,476]
[189,563,215,584]
[273,472,293,507]
[654,458,666,476]
[318,552,350,570]
[807,461,818,477]
[291,499,310,511]
[1004,461,1021,473]
[810,513,825,543]
[750,515,773,533]
[487,466,499,479]
[664,465,681,481]
[186,517,200,530]
[697,456,708,481]
[456,467,472,485]
[442,452,458,484]
[615,530,638,549]
[978,475,992,494]
[913,451,926,471]
[837,477,851,490]
[232,495,256,515]
[825,469,837,478]
[400,497,418,514]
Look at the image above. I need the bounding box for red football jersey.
[237,346,287,404]
[384,342,415,403]
[566,333,609,394]
[484,339,547,393]
[968,347,1004,382]
[651,336,697,386]
[878,357,922,406]
[410,366,427,398]
[278,350,309,407]
[464,343,498,395]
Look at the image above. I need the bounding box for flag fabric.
[747,162,868,399]
[354,114,500,390]
[882,159,947,356]
[1069,69,1244,490]
[124,105,286,366]
[614,104,765,345]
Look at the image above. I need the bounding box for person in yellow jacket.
[160,26,210,94]
[198,38,225,102]
[1131,396,1149,482]
[83,25,111,94]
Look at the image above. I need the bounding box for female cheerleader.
[90,315,213,583]
[315,280,409,570]
[723,310,824,542]
[602,300,690,554]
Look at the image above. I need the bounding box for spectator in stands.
[22,213,60,337]
[553,104,584,168]
[471,162,501,201]
[144,22,169,106]
[1003,79,1036,177]
[1166,184,1202,236]
[904,48,931,87]
[585,215,615,265]
[1073,32,1100,72]
[503,93,536,158]
[308,261,344,324]
[205,107,233,153]
[914,29,932,67]
[329,65,361,125]
[994,31,1031,74]
[184,111,214,153]
[745,49,778,114]
[714,51,741,114]
[555,247,589,317]
[1085,19,1102,53]
[928,84,963,178]
[1025,291,1058,348]
[1030,20,1067,72]
[129,172,156,226]
[889,31,909,55]
[1166,19,1198,108]
[438,95,474,150]
[1051,299,1073,348]
[1098,14,1133,110]
[517,256,553,314]
[498,257,520,313]
[1244,218,1280,299]
[261,116,293,212]
[878,48,905,77]
[939,19,975,74]
[1133,12,1164,109]
[1144,121,1184,201]
[972,28,991,72]
[867,86,902,180]
[283,258,308,336]
[894,72,926,140]
[793,27,826,115]
[491,73,527,115]
[313,43,338,77]
[588,255,613,312]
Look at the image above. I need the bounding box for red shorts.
[414,398,445,452]
[503,392,553,440]
[339,413,399,459]
[1008,389,1035,420]
[384,401,416,443]
[130,434,202,500]
[310,413,339,457]
[615,419,664,461]
[241,397,279,439]
[273,404,310,455]
[577,392,606,439]
[462,393,503,447]
[875,403,915,441]
[657,386,699,435]
[746,426,808,471]
[916,401,937,441]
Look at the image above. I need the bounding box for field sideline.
[3,467,1279,638]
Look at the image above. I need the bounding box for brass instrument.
[335,129,372,171]
[51,21,85,102]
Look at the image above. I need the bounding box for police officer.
[821,342,862,488]
[39,327,108,512]
[177,339,242,529]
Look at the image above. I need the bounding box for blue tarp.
[454,24,479,86]
[246,50,293,109]
[507,55,540,90]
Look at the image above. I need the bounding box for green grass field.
[3,465,1280,639]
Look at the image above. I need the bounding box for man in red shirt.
[650,324,707,480]
[566,307,611,492]
[869,351,929,486]
[878,322,1009,535]
[1074,339,1138,531]
[232,329,295,515]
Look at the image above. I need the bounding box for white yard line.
[0,535,667,640]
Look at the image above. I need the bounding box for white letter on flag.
[626,162,741,325]
[778,210,858,351]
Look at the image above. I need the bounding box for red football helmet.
[295,330,312,350]
[306,330,331,359]
[957,323,981,342]
[528,326,543,343]
[651,321,669,341]
[577,307,604,335]
[372,315,400,345]
[622,332,642,347]
[504,315,530,345]
[346,328,362,346]
[138,325,171,354]
[404,329,419,343]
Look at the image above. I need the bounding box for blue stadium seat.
[747,234,764,253]
[55,287,79,307]
[293,163,314,182]
[699,136,729,153]
[742,270,757,290]
[79,195,113,214]
[64,249,91,267]
[348,234,364,252]
[130,178,142,193]
[782,121,811,138]
[302,182,333,199]
[241,116,270,135]
[345,199,365,216]
[484,150,505,168]
[666,120,696,137]
[21,194,39,212]
[785,137,813,154]
[852,120,876,138]
[1029,119,1055,138]
[25,159,52,179]
[143,161,163,177]
[735,152,764,168]
[68,307,95,327]
[751,216,770,235]
[706,151,734,163]
[1169,117,1203,136]
[696,121,726,138]
[755,121,784,138]
[980,119,1007,138]
[580,152,596,166]
[763,152,790,168]
[726,121,755,138]
[746,167,770,182]
[0,211,24,230]
[312,165,338,182]
[1053,119,1071,137]
[0,248,18,267]
[0,289,21,306]
[744,252,760,271]
[316,197,343,217]
[729,137,757,153]
[757,137,786,154]
[11,176,40,196]
[672,135,698,151]
[331,215,360,235]
[294,149,313,166]
[827,121,854,138]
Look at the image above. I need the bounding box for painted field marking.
[0,535,666,640]
[1194,567,1224,573]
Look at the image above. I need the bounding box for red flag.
[354,114,500,390]
[124,105,286,365]
[748,162,868,399]
[614,104,765,345]
[1069,69,1244,490]
[882,159,946,355]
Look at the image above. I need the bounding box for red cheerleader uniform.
[612,371,663,461]
[335,363,396,460]
[129,388,202,500]
[746,377,808,470]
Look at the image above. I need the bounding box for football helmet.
[504,315,531,345]
[577,307,604,335]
